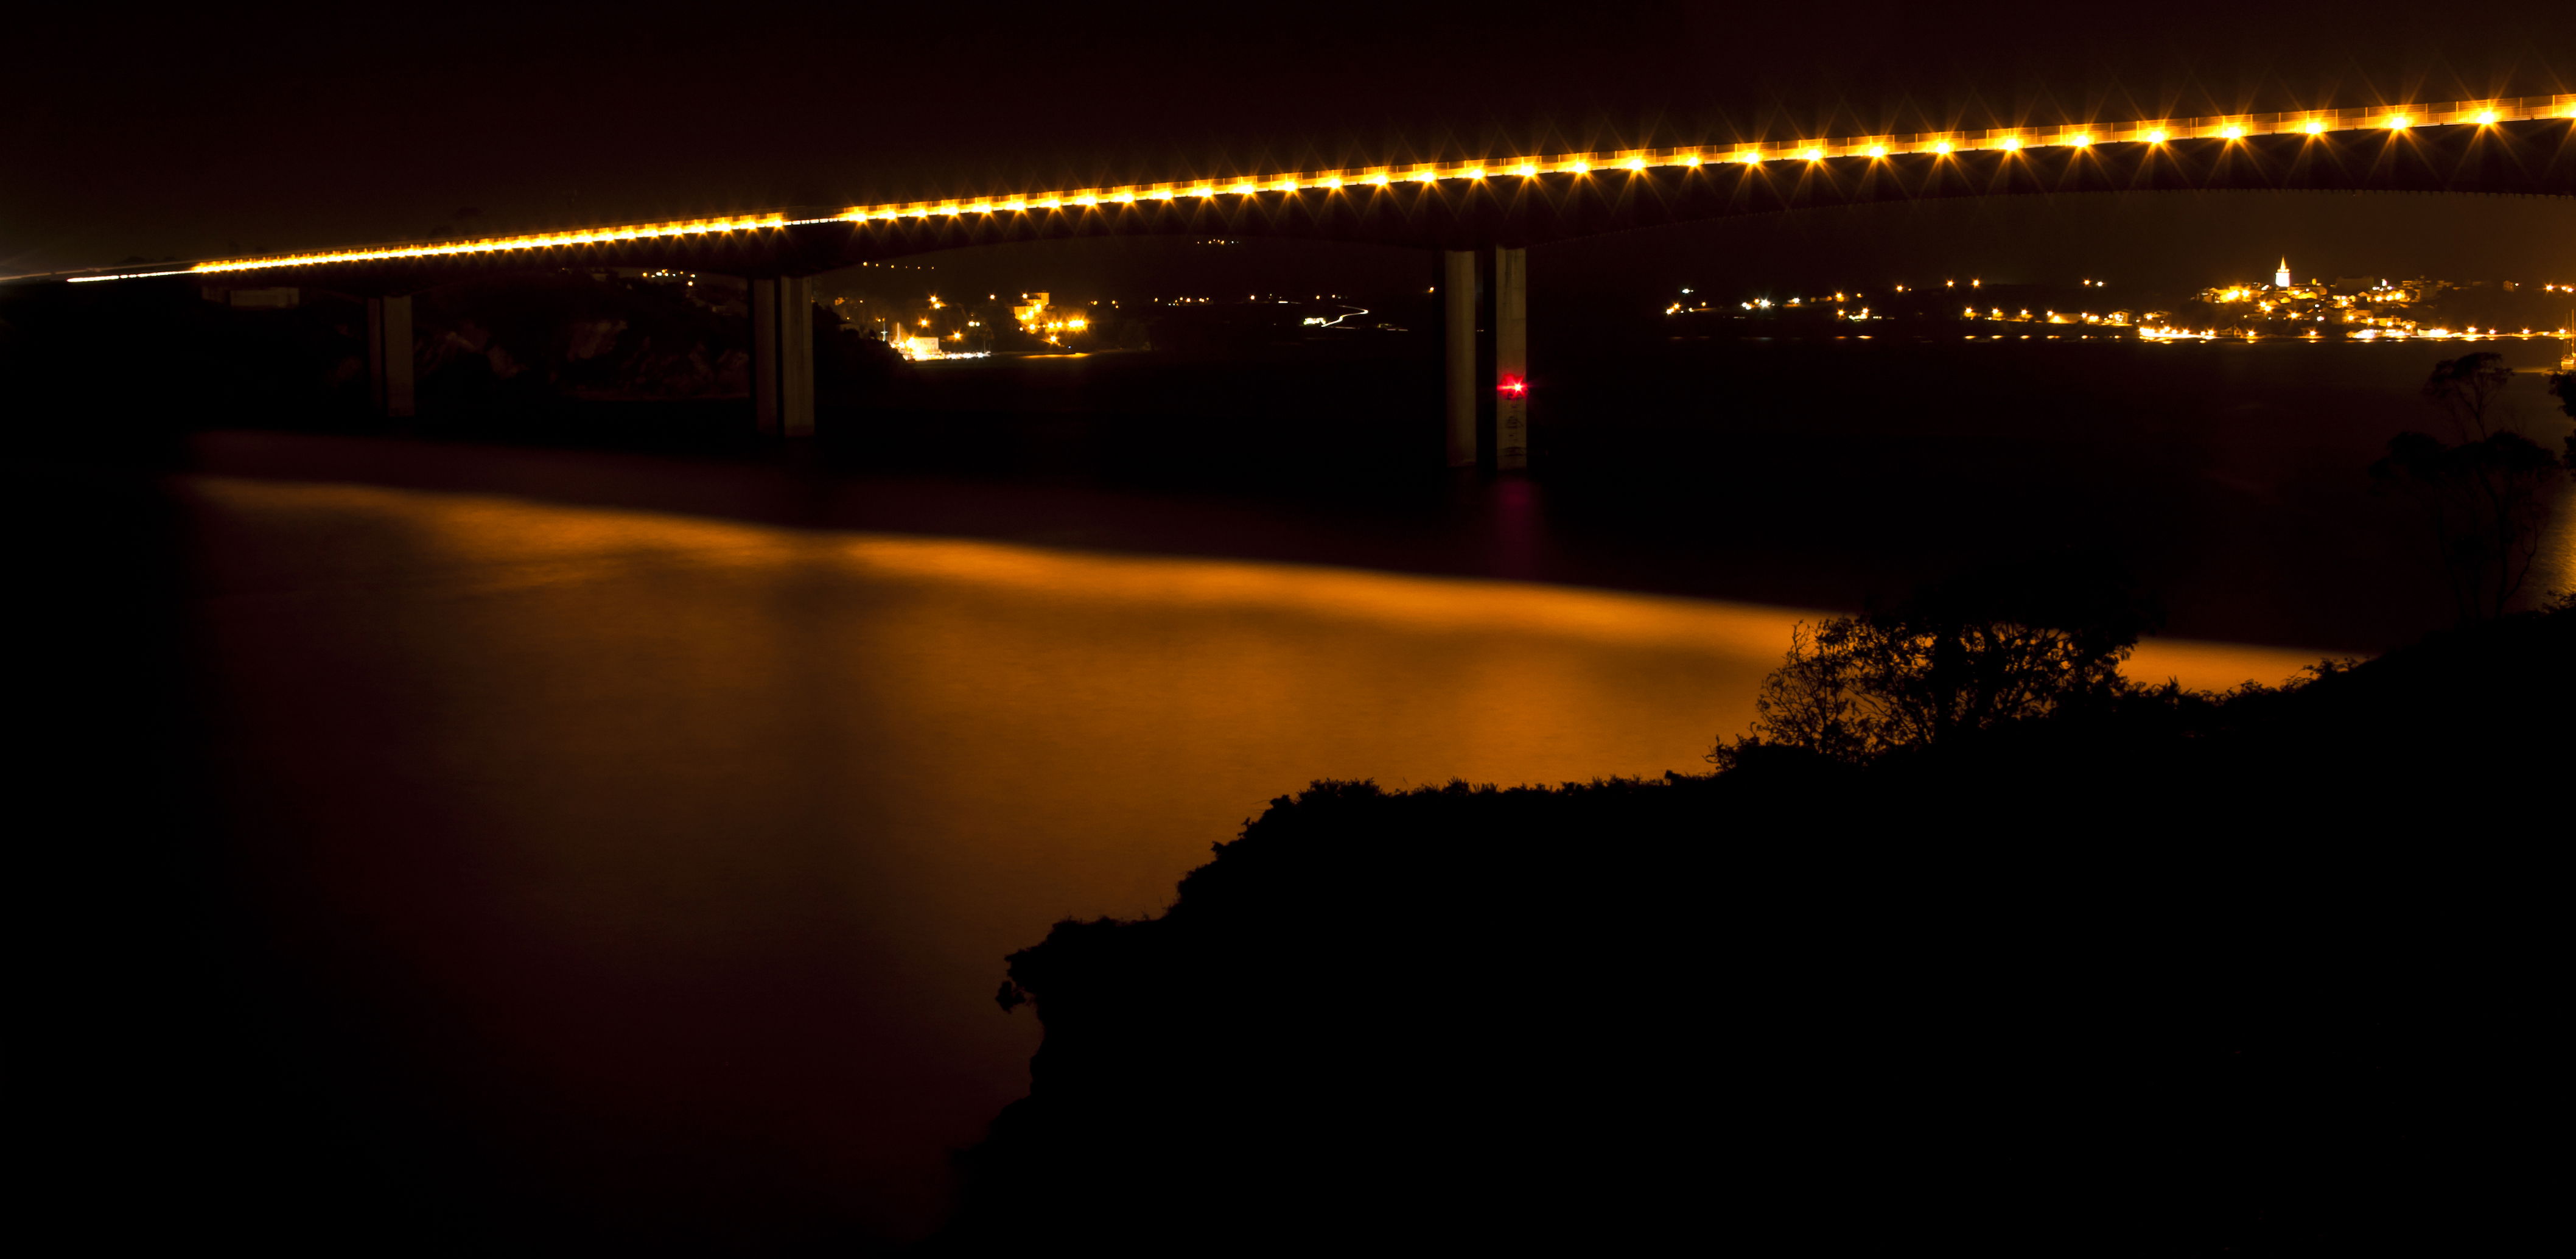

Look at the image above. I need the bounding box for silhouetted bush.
[940,601,2569,1255]
[1715,553,2158,764]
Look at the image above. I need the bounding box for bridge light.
[1321,177,1342,189]
[2068,134,2091,147]
[1804,147,1822,160]
[2146,129,2167,142]
[1189,186,1214,198]
[2475,109,2498,124]
[1933,140,1951,153]
[1415,170,1437,183]
[1115,192,1136,203]
[1682,154,1701,166]
[2303,119,2326,135]
[2385,114,2412,128]
[1369,174,1390,185]
[2220,125,2244,139]
[1565,160,1589,173]
[1461,167,1485,178]
[1230,181,1256,194]
[1866,144,1886,157]
[1624,156,1646,170]
[1738,151,1760,164]
[2000,137,2020,151]
[1516,163,1537,177]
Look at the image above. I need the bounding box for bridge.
[38,95,2576,469]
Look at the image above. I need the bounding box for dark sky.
[7,0,2573,274]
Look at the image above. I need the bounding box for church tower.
[2275,258,2292,288]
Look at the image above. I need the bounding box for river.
[19,334,2571,1245]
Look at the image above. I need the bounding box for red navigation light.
[1499,376,1528,396]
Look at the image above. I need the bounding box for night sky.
[9,0,2572,276]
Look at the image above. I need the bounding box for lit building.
[2275,258,2292,288]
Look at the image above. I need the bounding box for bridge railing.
[46,94,2576,284]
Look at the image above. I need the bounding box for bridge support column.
[1443,247,1530,471]
[752,275,816,438]
[366,295,414,418]
[1494,247,1527,471]
[1443,250,1477,467]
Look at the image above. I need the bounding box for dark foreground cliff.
[936,603,2569,1255]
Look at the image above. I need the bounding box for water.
[167,472,2321,1241]
[32,334,2569,1244]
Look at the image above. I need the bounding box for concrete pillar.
[752,276,816,438]
[751,278,779,435]
[779,275,814,438]
[1494,247,1528,471]
[1443,250,1477,468]
[366,295,414,418]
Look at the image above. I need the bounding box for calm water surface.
[181,474,2322,1238]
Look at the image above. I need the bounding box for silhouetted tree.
[2371,429,2564,622]
[2421,351,2516,440]
[2371,356,2566,622]
[1713,556,2158,765]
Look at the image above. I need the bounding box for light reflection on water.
[181,475,2329,1236]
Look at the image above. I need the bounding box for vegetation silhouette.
[2370,353,2566,622]
[942,592,2569,1255]
[1712,553,2158,766]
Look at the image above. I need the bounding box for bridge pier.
[366,295,414,418]
[1443,251,1477,467]
[751,275,815,438]
[1442,246,1529,471]
[1494,246,1527,471]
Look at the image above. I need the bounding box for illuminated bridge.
[36,96,2576,468]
